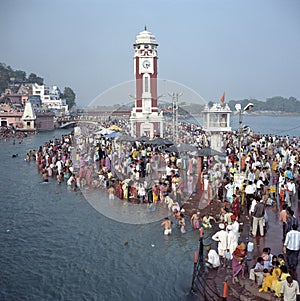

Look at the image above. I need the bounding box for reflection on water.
[85,189,172,224]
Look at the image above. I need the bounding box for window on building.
[221,114,227,127]
[144,75,149,93]
[211,113,218,127]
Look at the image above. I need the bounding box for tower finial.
[144,25,147,31]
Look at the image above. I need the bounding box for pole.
[199,227,204,262]
[238,109,242,173]
[190,251,198,292]
[222,281,228,301]
[172,93,175,142]
[169,92,182,144]
[175,93,178,144]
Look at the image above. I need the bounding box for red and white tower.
[130,27,164,137]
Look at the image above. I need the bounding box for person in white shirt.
[283,224,300,272]
[231,215,240,241]
[245,181,256,214]
[212,223,228,267]
[286,179,296,198]
[249,198,257,216]
[227,225,238,259]
[247,169,255,183]
[205,246,220,269]
[280,276,300,301]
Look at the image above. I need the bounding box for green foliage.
[28,73,43,85]
[62,87,76,109]
[0,62,44,92]
[228,97,300,113]
[0,63,11,92]
[0,63,76,110]
[178,103,204,115]
[13,70,27,83]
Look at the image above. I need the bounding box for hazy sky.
[1,0,299,107]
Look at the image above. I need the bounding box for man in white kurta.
[231,216,240,241]
[212,223,228,265]
[205,248,220,269]
[227,225,238,259]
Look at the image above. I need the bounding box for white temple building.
[202,103,232,152]
[22,101,36,130]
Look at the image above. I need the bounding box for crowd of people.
[22,114,300,300]
[0,126,31,141]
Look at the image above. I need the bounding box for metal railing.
[190,228,228,301]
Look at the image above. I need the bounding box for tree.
[27,73,44,85]
[62,87,76,109]
[0,63,11,92]
[208,101,214,108]
[13,70,26,83]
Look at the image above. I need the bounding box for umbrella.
[163,138,174,146]
[165,143,197,153]
[149,137,174,146]
[197,147,224,157]
[165,145,178,152]
[116,134,135,142]
[136,136,150,143]
[97,128,113,135]
[108,125,122,131]
[176,143,198,153]
[104,131,122,138]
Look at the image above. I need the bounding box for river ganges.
[0,130,201,301]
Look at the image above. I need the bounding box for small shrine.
[202,103,232,152]
[22,101,36,130]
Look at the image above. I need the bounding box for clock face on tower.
[142,60,151,69]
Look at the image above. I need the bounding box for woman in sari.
[232,194,240,219]
[231,243,247,284]
[271,265,290,298]
[152,184,159,204]
[259,261,281,292]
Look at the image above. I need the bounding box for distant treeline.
[91,96,300,115]
[174,97,300,115]
[227,97,300,113]
[0,63,76,109]
[0,62,44,92]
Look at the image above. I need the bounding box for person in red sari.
[232,194,240,219]
[117,181,123,199]
[232,243,247,284]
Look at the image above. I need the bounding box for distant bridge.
[56,119,100,129]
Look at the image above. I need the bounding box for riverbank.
[0,126,36,141]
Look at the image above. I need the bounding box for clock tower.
[130,27,164,137]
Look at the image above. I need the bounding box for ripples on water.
[0,131,200,301]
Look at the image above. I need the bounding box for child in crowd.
[108,185,115,200]
[202,213,216,229]
[225,249,231,268]
[278,254,286,267]
[179,213,186,234]
[249,257,265,287]
[259,268,271,292]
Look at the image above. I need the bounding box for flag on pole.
[220,92,225,104]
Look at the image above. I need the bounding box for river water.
[1,115,299,301]
[0,130,201,301]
